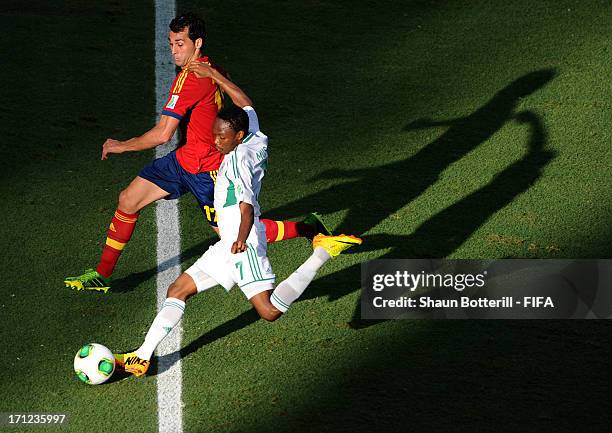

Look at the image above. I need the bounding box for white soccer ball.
[73,343,115,385]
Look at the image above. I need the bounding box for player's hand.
[188,61,214,79]
[231,240,247,254]
[101,138,124,160]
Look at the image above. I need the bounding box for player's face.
[213,119,244,155]
[168,28,201,67]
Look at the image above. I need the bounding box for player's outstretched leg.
[251,233,362,320]
[64,177,169,292]
[261,212,332,243]
[115,296,186,376]
[115,271,218,377]
[64,208,139,292]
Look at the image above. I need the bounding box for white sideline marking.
[154,1,183,433]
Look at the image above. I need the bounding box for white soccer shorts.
[185,231,275,299]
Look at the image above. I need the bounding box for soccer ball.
[73,343,115,385]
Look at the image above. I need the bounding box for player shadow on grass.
[261,69,557,324]
[148,71,557,372]
[310,110,556,327]
[265,69,557,236]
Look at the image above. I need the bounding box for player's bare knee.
[166,273,198,302]
[265,312,282,322]
[166,282,180,299]
[118,188,139,213]
[167,282,189,302]
[249,291,282,322]
[259,311,277,322]
[256,305,281,322]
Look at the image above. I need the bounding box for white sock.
[135,297,185,360]
[270,247,331,312]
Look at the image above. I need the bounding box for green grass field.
[1,0,611,432]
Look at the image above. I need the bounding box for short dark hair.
[217,106,249,136]
[170,12,206,43]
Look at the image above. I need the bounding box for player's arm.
[232,201,254,254]
[101,115,180,160]
[232,154,258,254]
[188,61,253,108]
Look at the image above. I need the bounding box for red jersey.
[161,56,223,174]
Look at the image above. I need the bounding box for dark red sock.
[96,209,139,278]
[261,218,315,243]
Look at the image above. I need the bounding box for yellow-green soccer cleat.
[117,352,150,377]
[312,234,363,257]
[302,212,333,238]
[64,269,110,293]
